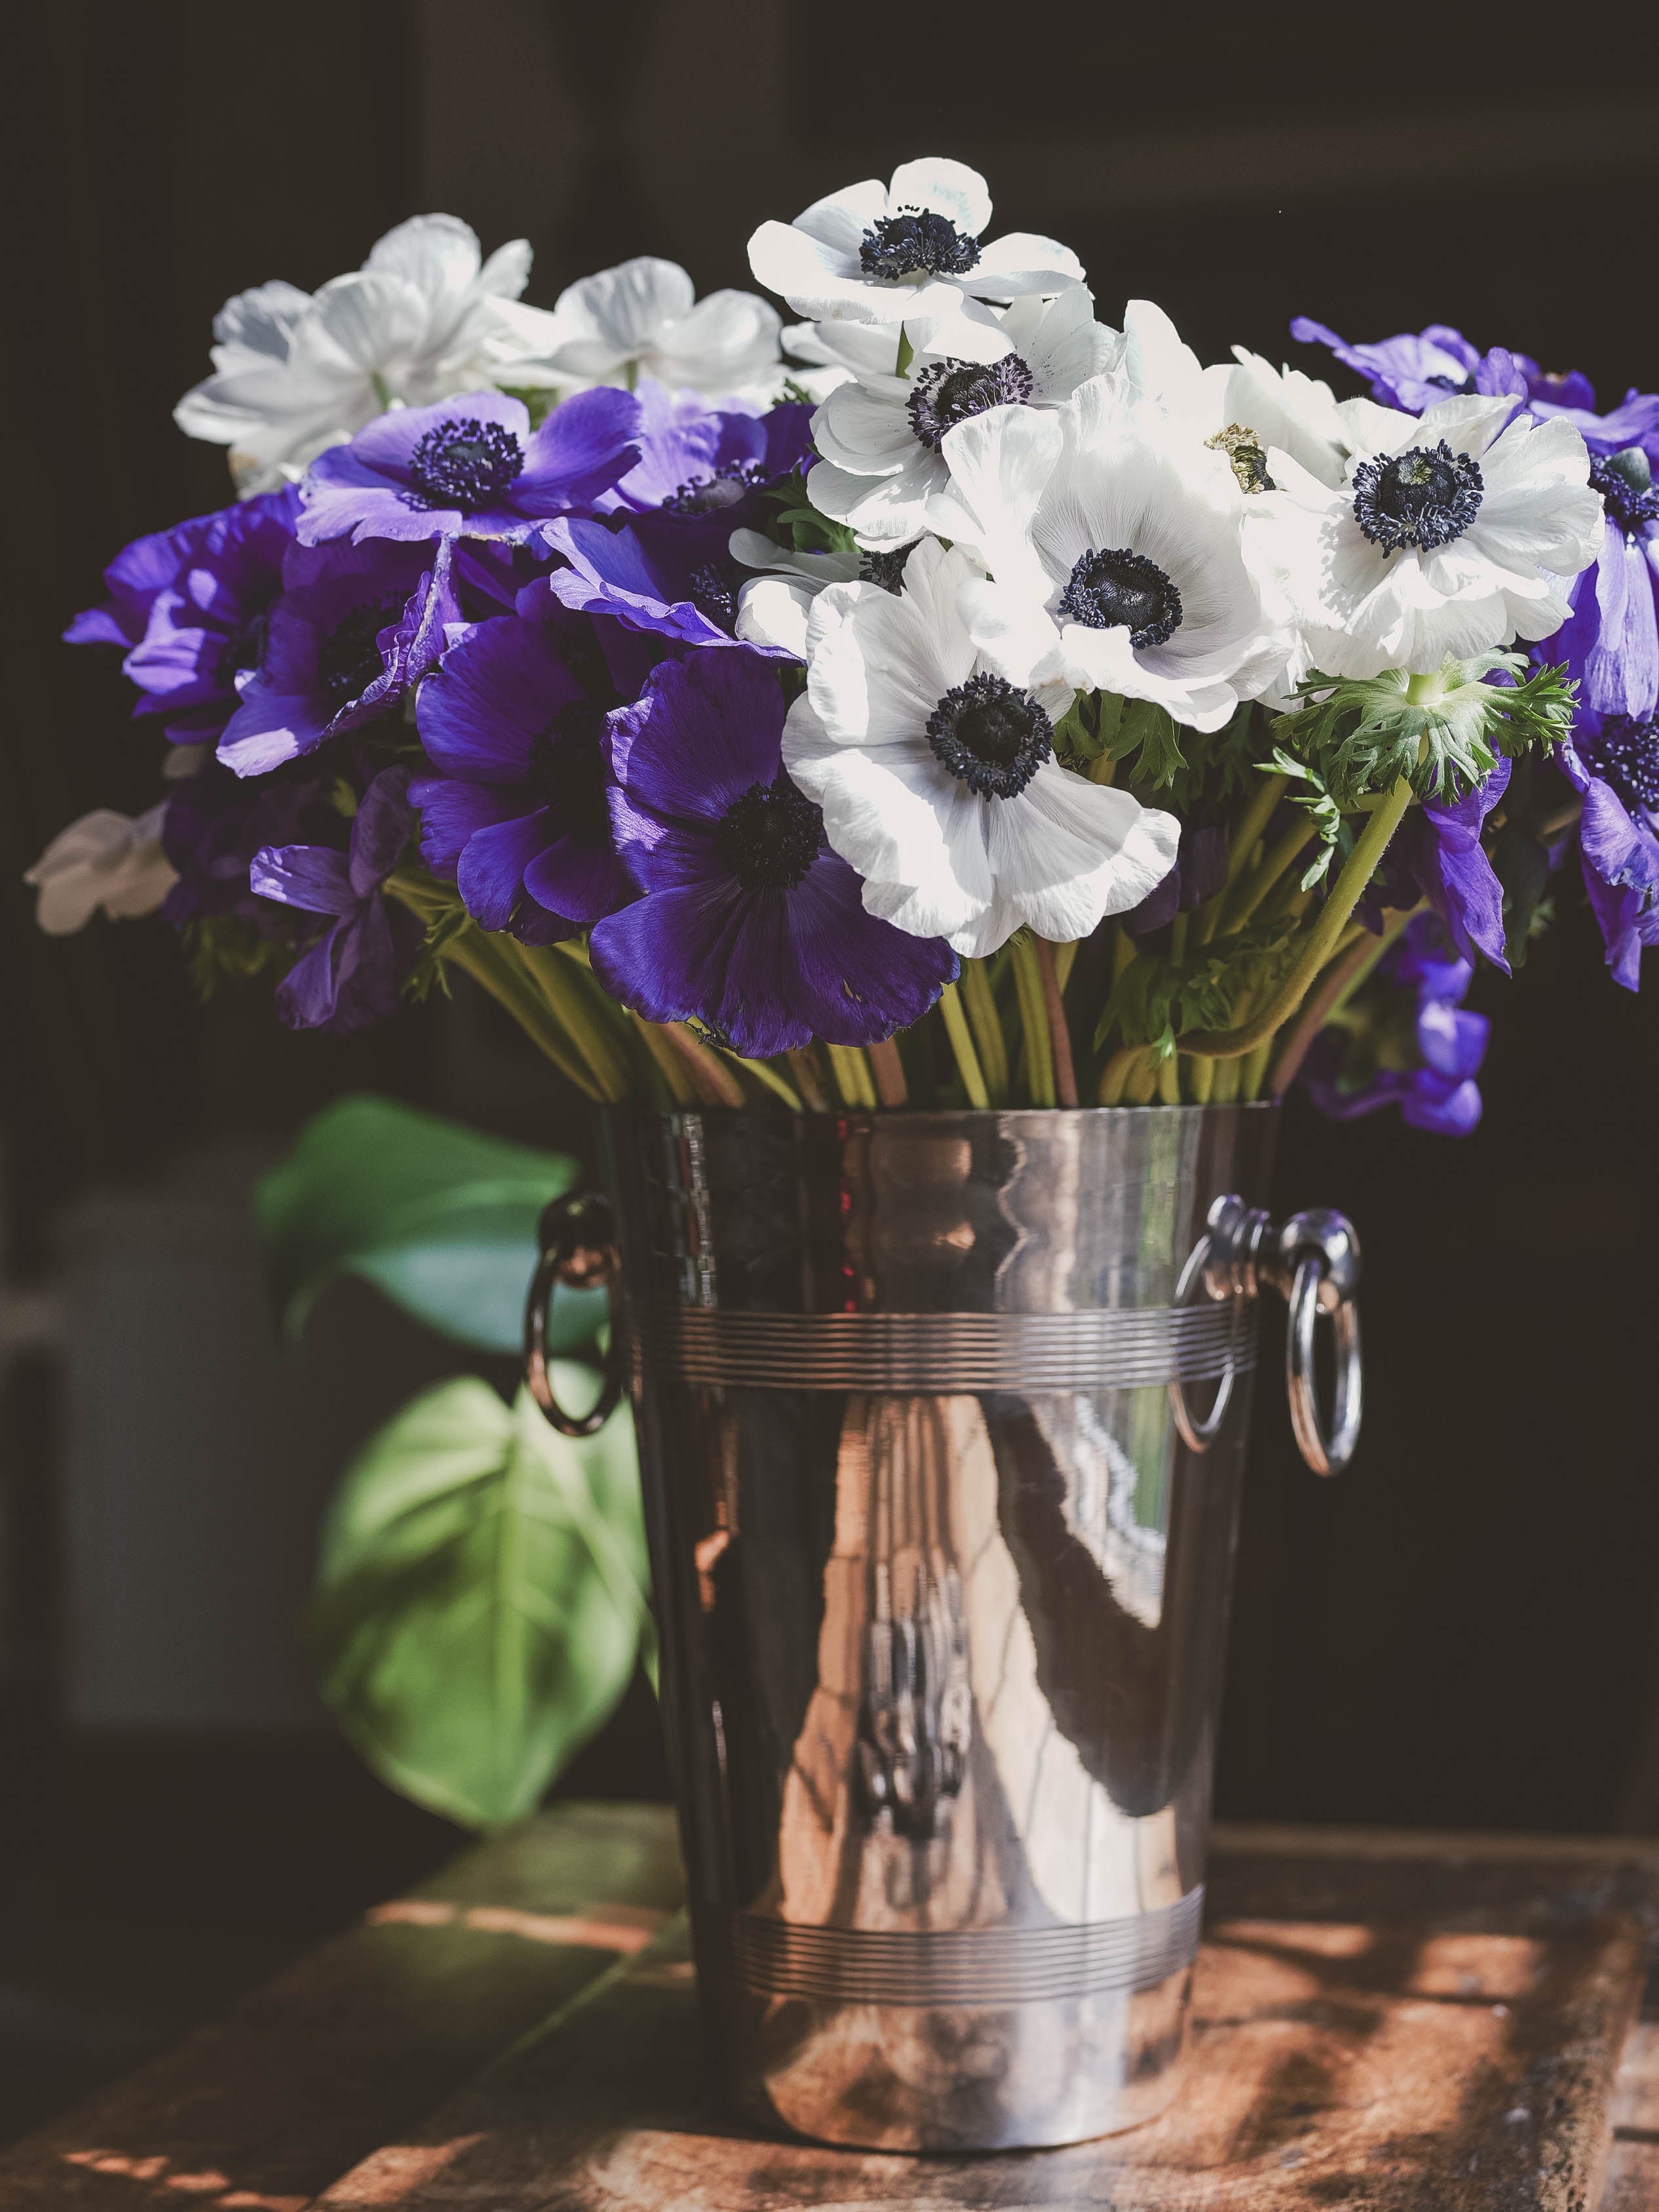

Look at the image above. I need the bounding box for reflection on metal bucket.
[592,1105,1286,2150]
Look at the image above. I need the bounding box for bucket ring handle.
[1169,1196,1363,1475]
[524,1189,625,1438]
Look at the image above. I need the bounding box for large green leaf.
[309,1375,648,1830]
[256,1094,605,1354]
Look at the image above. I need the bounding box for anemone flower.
[590,646,955,1054]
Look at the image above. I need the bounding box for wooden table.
[1,1804,1655,2210]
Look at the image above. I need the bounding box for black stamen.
[859,549,909,594]
[858,208,980,283]
[1058,548,1183,649]
[1584,713,1659,817]
[316,594,406,702]
[687,559,740,631]
[925,672,1052,800]
[714,777,822,890]
[1591,449,1659,539]
[1352,439,1483,553]
[406,416,524,511]
[906,354,1035,450]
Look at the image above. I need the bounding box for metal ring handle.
[524,1189,624,1438]
[1168,1227,1240,1453]
[1285,1253,1363,1476]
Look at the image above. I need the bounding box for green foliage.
[1096,919,1300,1058]
[1260,744,1356,890]
[181,915,294,1001]
[309,1377,649,1830]
[1270,655,1578,806]
[256,1094,603,1356]
[752,480,858,556]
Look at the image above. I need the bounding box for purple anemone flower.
[590,647,957,1056]
[410,605,660,943]
[1546,449,1659,723]
[250,766,423,1033]
[67,488,300,746]
[161,757,341,930]
[607,383,815,514]
[538,512,791,651]
[1290,316,1659,455]
[218,537,453,778]
[1557,724,1659,989]
[1401,756,1514,974]
[297,387,641,548]
[1301,915,1489,1136]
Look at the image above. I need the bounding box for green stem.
[1194,772,1288,944]
[1266,902,1422,1097]
[826,1042,877,1110]
[1179,776,1415,1059]
[1223,818,1316,931]
[1097,1044,1145,1105]
[1239,1037,1274,1100]
[939,982,990,1109]
[736,1056,804,1111]
[514,944,632,1102]
[1009,937,1054,1107]
[1125,1052,1158,1105]
[437,930,600,1099]
[1187,1053,1215,1103]
[960,958,1010,1105]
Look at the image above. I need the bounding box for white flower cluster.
[731,159,1603,955]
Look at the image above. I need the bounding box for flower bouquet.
[39,157,1658,2150]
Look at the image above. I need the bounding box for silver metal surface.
[524,1190,624,1436]
[583,1104,1291,2150]
[1167,1193,1364,1477]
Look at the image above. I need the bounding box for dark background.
[2,0,1656,2141]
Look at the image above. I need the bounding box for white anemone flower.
[781,539,1179,955]
[932,382,1286,730]
[175,215,566,495]
[25,805,176,934]
[731,530,862,657]
[809,287,1122,548]
[1248,392,1603,678]
[748,158,1083,349]
[1098,300,1406,494]
[521,256,784,402]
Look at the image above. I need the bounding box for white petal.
[932,404,1062,600]
[887,158,993,236]
[736,576,814,657]
[364,214,483,297]
[963,233,1086,297]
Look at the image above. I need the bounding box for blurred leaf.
[309,1376,648,1830]
[256,1094,604,1355]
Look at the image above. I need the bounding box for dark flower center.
[1590,449,1659,539]
[216,605,273,687]
[316,594,406,701]
[1352,440,1483,553]
[687,558,740,631]
[859,548,909,593]
[1584,713,1659,817]
[662,459,767,515]
[1058,548,1184,649]
[858,209,980,282]
[525,699,611,828]
[906,354,1035,450]
[714,777,822,891]
[406,416,524,511]
[926,672,1052,800]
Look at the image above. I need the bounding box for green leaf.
[256,1094,603,1355]
[309,1377,649,1830]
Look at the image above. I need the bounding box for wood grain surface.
[0,1802,684,2212]
[2,1810,1655,2211]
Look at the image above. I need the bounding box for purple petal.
[522,835,636,925]
[409,776,529,873]
[347,766,416,896]
[606,649,786,830]
[456,807,554,931]
[250,843,354,917]
[416,615,581,782]
[512,386,643,515]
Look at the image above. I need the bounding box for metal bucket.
[527,1105,1360,2152]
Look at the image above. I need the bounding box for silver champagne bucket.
[526,1105,1361,2152]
